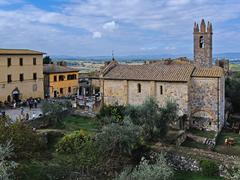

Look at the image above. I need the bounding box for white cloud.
[140,47,157,51]
[0,0,240,55]
[103,21,118,32]
[0,0,23,5]
[167,0,191,6]
[165,46,176,51]
[92,31,102,39]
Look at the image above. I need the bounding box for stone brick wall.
[103,80,128,105]
[103,79,189,117]
[190,77,223,131]
[128,81,152,105]
[219,76,225,130]
[194,31,212,67]
[155,82,189,115]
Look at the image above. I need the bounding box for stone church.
[100,20,225,132]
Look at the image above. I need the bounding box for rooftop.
[43,64,79,74]
[0,49,45,55]
[103,62,195,82]
[192,66,224,77]
[103,61,224,81]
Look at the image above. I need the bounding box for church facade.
[100,20,225,132]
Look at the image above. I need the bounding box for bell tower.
[194,19,213,67]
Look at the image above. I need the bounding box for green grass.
[16,115,101,179]
[174,171,223,180]
[182,138,209,150]
[188,128,216,139]
[230,63,240,71]
[215,131,240,156]
[61,115,100,132]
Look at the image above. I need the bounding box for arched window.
[199,36,205,48]
[137,83,141,93]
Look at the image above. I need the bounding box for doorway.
[12,88,20,102]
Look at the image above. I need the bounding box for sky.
[0,0,240,57]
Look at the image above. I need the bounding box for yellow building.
[0,49,44,103]
[43,64,79,98]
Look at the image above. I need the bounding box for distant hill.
[214,53,240,59]
[50,52,240,63]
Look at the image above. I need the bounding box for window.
[19,58,23,66]
[54,75,57,82]
[33,73,37,80]
[7,58,11,67]
[60,88,63,94]
[20,74,24,81]
[59,75,65,81]
[7,75,12,83]
[160,85,163,95]
[33,58,37,65]
[199,36,205,48]
[67,74,77,80]
[137,83,141,93]
[68,87,71,93]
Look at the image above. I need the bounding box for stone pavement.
[2,107,43,121]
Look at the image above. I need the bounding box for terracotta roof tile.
[103,63,195,82]
[0,49,45,55]
[192,66,224,77]
[43,64,79,74]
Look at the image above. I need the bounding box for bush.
[97,104,126,125]
[225,75,240,112]
[125,98,178,140]
[41,100,71,127]
[116,153,173,180]
[230,168,240,180]
[200,159,218,176]
[56,130,91,153]
[0,117,43,159]
[95,119,143,156]
[0,141,17,180]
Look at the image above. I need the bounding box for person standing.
[34,99,37,108]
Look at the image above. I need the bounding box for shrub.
[125,98,178,140]
[157,101,178,137]
[56,130,91,153]
[225,75,240,112]
[95,119,143,156]
[0,117,43,159]
[97,104,126,125]
[200,159,218,176]
[0,141,18,180]
[116,153,173,180]
[41,100,71,127]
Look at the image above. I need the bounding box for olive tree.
[125,97,178,140]
[0,141,17,180]
[41,100,71,127]
[95,118,143,156]
[116,153,173,180]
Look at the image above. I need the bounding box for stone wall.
[155,82,189,115]
[103,80,128,105]
[128,81,152,105]
[194,30,212,67]
[103,79,189,117]
[152,144,240,179]
[219,76,225,130]
[190,77,220,131]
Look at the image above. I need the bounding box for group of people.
[27,98,38,109]
[17,98,40,121]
